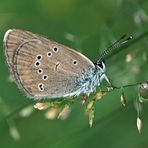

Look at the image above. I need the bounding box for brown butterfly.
[3,29,131,99]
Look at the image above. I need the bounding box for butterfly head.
[94,61,106,73]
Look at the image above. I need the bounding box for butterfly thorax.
[75,61,106,96]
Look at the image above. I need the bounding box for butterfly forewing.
[4,29,95,99]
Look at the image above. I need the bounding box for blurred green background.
[0,0,148,147]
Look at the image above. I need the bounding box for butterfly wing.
[4,29,95,99]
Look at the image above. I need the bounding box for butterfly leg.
[102,74,116,89]
[104,74,111,85]
[100,73,110,84]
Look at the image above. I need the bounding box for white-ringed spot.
[34,61,41,67]
[36,54,42,60]
[42,74,48,80]
[38,83,44,91]
[72,60,78,65]
[47,52,52,57]
[53,46,59,53]
[37,68,43,74]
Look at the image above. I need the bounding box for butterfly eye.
[35,61,41,67]
[53,47,58,52]
[73,60,78,65]
[36,54,42,60]
[42,74,48,80]
[47,52,52,57]
[98,62,104,69]
[38,83,44,91]
[37,68,43,74]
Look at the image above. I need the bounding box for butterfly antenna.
[97,34,132,63]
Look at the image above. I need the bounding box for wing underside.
[4,29,95,99]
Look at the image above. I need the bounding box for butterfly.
[3,29,131,99]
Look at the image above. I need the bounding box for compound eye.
[97,62,104,69]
